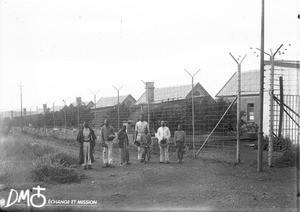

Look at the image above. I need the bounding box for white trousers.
[82,142,91,167]
[102,141,114,165]
[159,145,169,162]
[137,146,143,160]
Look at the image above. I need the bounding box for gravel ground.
[0,132,297,212]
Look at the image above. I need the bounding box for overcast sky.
[0,0,299,111]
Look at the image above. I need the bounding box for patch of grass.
[1,137,56,159]
[31,151,85,184]
[31,164,85,184]
[43,151,78,167]
[31,143,55,157]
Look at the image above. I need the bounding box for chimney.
[43,104,47,114]
[76,97,82,106]
[145,82,155,103]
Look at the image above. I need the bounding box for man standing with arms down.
[77,122,96,170]
[156,120,171,164]
[135,114,150,163]
[100,119,115,168]
[174,124,187,164]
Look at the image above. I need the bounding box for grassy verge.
[0,134,85,186]
[31,151,86,184]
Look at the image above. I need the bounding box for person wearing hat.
[77,121,96,170]
[100,119,115,168]
[156,120,171,164]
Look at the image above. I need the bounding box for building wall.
[240,96,260,126]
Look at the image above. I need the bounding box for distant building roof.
[51,105,64,112]
[216,60,300,97]
[95,94,136,108]
[136,82,212,104]
[216,70,260,97]
[265,60,300,69]
[83,101,95,108]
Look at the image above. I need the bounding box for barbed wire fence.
[1,59,299,165]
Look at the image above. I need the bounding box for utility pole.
[257,0,265,172]
[229,53,247,164]
[89,89,101,109]
[52,101,57,129]
[297,131,300,211]
[76,98,81,129]
[18,82,24,133]
[29,107,31,126]
[62,99,68,140]
[29,106,34,127]
[184,69,200,158]
[36,106,39,127]
[113,85,123,130]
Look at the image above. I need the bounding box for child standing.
[140,128,152,164]
[117,125,130,166]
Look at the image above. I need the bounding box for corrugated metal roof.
[216,60,300,97]
[216,70,260,97]
[136,83,210,104]
[96,95,129,108]
[265,60,300,69]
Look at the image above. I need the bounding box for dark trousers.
[142,147,150,161]
[119,146,130,164]
[176,141,184,160]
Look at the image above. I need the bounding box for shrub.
[262,136,292,152]
[45,152,78,167]
[32,164,85,184]
[273,146,296,167]
[241,122,258,134]
[254,136,293,152]
[32,152,85,184]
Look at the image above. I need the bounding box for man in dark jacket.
[77,122,96,169]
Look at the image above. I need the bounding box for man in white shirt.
[156,120,171,164]
[135,114,150,162]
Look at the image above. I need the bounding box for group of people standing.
[76,114,187,170]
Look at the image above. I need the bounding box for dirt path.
[0,133,296,211]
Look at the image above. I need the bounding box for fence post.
[268,54,275,167]
[278,77,283,138]
[229,53,247,163]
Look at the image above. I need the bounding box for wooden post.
[278,77,283,138]
[229,53,246,163]
[257,0,264,172]
[268,55,274,167]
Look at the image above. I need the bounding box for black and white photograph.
[0,0,299,211]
